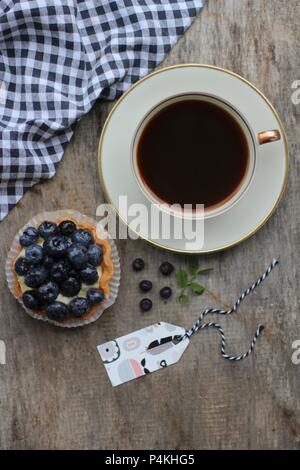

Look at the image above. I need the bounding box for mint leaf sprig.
[176,261,213,305]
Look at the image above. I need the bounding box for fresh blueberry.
[25,265,48,288]
[160,287,172,299]
[50,260,69,283]
[59,220,76,236]
[87,288,105,305]
[44,235,71,258]
[19,226,39,247]
[69,297,89,318]
[139,280,153,292]
[79,264,99,285]
[38,281,59,304]
[46,301,69,321]
[132,258,145,271]
[20,234,33,247]
[24,226,39,239]
[72,228,93,247]
[159,261,174,276]
[22,290,42,309]
[60,276,81,297]
[87,244,103,267]
[43,255,55,269]
[25,244,43,265]
[67,243,88,270]
[38,221,58,240]
[14,257,30,276]
[139,298,152,312]
[67,268,81,281]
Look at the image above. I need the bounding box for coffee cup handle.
[258,130,281,145]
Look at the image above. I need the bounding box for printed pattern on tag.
[97,322,189,387]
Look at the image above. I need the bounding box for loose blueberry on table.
[139,280,153,292]
[132,258,145,271]
[140,298,153,312]
[14,219,107,322]
[159,261,174,276]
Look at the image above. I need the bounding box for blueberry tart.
[6,211,120,327]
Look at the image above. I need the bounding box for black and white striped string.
[175,258,279,361]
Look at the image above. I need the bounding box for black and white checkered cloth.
[0,0,204,220]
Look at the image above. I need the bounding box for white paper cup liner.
[5,210,121,328]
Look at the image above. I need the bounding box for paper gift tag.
[97,322,190,387]
[97,260,279,387]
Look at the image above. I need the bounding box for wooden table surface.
[1,0,299,450]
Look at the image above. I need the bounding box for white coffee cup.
[132,93,281,220]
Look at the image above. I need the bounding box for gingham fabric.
[0,0,204,220]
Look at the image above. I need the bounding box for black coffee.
[137,99,249,210]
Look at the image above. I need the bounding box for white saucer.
[98,65,288,254]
